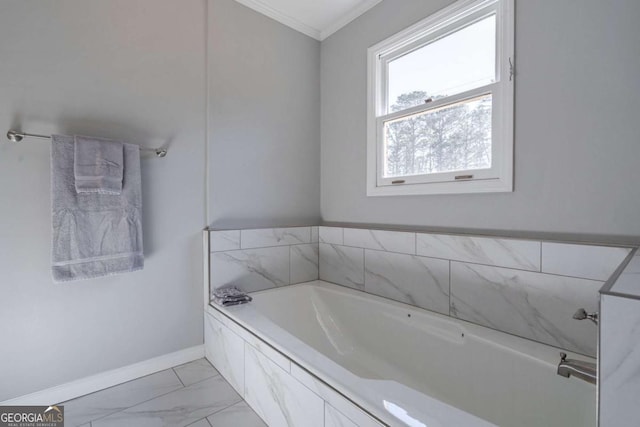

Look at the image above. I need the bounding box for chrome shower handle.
[573,308,598,325]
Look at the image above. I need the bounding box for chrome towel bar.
[6,130,168,158]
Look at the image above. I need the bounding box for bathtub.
[208,281,596,426]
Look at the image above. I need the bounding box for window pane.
[383,95,492,178]
[387,15,496,113]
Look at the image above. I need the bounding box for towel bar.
[6,130,168,158]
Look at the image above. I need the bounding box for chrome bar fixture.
[557,353,596,385]
[6,130,168,157]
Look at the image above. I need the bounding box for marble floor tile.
[207,401,266,427]
[61,369,184,427]
[92,375,242,427]
[186,419,211,427]
[173,358,220,387]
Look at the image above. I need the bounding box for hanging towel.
[74,135,124,194]
[51,134,144,282]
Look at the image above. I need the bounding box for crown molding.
[320,0,383,40]
[232,0,383,41]
[233,0,321,40]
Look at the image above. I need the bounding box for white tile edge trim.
[1,345,205,406]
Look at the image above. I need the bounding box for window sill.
[367,177,513,197]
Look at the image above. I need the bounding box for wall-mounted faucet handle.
[573,308,598,325]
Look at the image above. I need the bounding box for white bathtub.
[214,281,596,427]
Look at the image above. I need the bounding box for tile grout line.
[448,260,452,317]
[172,367,186,387]
[211,241,312,253]
[81,362,222,426]
[318,243,609,282]
[77,369,187,425]
[539,241,543,273]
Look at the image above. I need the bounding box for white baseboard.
[1,345,205,406]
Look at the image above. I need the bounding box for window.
[367,0,514,196]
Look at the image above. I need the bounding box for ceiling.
[233,0,383,40]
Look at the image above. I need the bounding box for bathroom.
[0,0,639,426]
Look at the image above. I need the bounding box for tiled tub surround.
[209,226,319,295]
[599,294,640,427]
[317,226,632,357]
[205,282,597,427]
[599,249,640,426]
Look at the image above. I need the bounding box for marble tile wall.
[599,294,640,426]
[209,226,319,296]
[317,226,633,357]
[599,250,640,426]
[209,225,632,356]
[204,308,383,427]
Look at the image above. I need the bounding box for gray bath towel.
[51,135,144,282]
[74,135,124,194]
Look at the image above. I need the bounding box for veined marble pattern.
[61,369,184,427]
[319,226,344,245]
[173,358,220,387]
[204,313,245,395]
[364,250,450,315]
[311,226,319,243]
[210,246,289,294]
[241,227,311,249]
[290,243,319,284]
[187,419,211,427]
[344,228,415,254]
[92,375,241,427]
[416,234,541,271]
[319,243,364,290]
[600,295,640,427]
[609,250,640,297]
[61,359,257,427]
[450,262,602,356]
[207,401,267,427]
[290,364,383,427]
[208,306,291,373]
[210,230,241,252]
[325,404,359,427]
[542,242,631,281]
[243,343,324,427]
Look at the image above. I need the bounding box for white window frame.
[366,0,514,196]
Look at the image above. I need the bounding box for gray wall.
[0,0,206,400]
[208,0,321,229]
[321,0,640,240]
